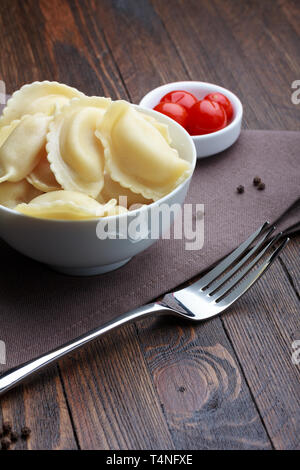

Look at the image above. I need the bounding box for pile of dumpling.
[0,81,191,220]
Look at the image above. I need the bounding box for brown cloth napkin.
[0,130,299,372]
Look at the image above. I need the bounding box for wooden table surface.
[0,0,299,450]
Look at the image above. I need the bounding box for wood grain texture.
[278,236,300,297]
[152,0,300,131]
[89,0,189,102]
[59,325,174,450]
[0,0,299,450]
[0,0,125,99]
[221,249,300,450]
[0,366,77,449]
[136,316,272,450]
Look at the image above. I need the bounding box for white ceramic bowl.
[0,105,196,276]
[139,81,243,158]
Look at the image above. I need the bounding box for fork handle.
[0,302,173,396]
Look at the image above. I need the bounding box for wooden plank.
[210,0,300,129]
[59,324,174,450]
[0,0,125,99]
[278,235,300,296]
[220,240,300,450]
[89,0,189,103]
[151,0,300,131]
[136,315,272,449]
[0,366,77,450]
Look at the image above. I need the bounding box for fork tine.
[211,232,283,300]
[216,237,289,308]
[195,221,270,290]
[207,224,276,294]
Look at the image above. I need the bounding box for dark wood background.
[0,0,299,450]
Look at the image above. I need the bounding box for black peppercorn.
[253,176,261,186]
[21,426,31,439]
[10,431,18,443]
[257,182,265,190]
[1,436,11,450]
[2,421,12,435]
[236,185,244,194]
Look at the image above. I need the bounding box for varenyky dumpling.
[0,81,84,128]
[95,101,191,201]
[47,96,111,198]
[0,114,52,183]
[0,180,42,209]
[0,82,192,221]
[100,173,153,209]
[27,149,61,192]
[0,119,20,147]
[141,113,172,144]
[96,113,171,208]
[15,190,127,220]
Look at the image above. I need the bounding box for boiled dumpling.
[27,149,61,192]
[100,173,153,209]
[14,190,122,220]
[0,81,84,128]
[0,120,20,147]
[0,180,42,209]
[47,96,111,198]
[1,83,191,222]
[0,114,52,183]
[95,100,191,201]
[141,113,172,144]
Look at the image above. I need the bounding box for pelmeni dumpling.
[0,114,52,183]
[14,190,125,220]
[0,120,20,147]
[95,101,191,201]
[27,149,61,192]
[100,173,153,209]
[47,96,111,198]
[0,81,84,128]
[0,180,42,209]
[141,113,172,144]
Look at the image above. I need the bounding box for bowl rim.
[139,80,243,141]
[0,104,197,224]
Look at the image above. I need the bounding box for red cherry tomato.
[153,102,189,129]
[187,99,227,135]
[160,90,198,110]
[205,92,233,122]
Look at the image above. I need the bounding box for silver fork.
[0,222,289,396]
